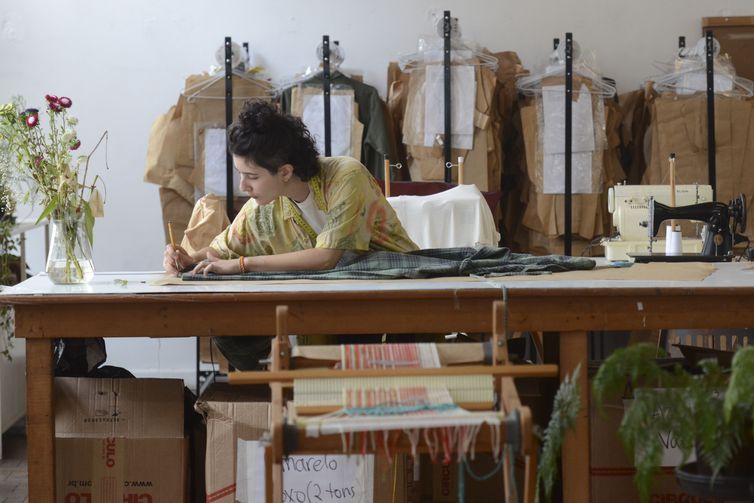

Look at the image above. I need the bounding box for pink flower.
[24,111,39,128]
[33,155,44,167]
[45,94,58,103]
[70,139,81,151]
[58,96,72,108]
[48,102,61,112]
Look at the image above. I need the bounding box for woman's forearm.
[244,248,344,272]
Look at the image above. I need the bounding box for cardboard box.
[55,377,187,503]
[194,383,270,503]
[590,383,729,503]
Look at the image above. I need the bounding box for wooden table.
[4,264,754,503]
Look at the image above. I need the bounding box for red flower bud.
[58,96,72,108]
[70,139,81,151]
[45,94,58,103]
[48,102,61,112]
[33,155,44,167]
[25,114,39,128]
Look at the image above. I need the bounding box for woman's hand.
[191,251,241,276]
[163,244,194,274]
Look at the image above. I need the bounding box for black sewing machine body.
[634,194,747,262]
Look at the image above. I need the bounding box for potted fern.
[536,364,582,503]
[592,343,754,502]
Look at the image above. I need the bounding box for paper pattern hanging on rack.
[202,127,239,196]
[542,84,596,194]
[302,92,353,157]
[424,64,475,149]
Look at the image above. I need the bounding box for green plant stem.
[63,219,84,281]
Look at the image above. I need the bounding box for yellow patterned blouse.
[209,156,419,259]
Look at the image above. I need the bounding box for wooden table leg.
[25,338,55,503]
[560,331,589,503]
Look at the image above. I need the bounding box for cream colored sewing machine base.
[603,238,704,262]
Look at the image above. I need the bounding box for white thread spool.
[665,225,683,255]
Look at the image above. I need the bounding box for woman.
[163,101,417,275]
[163,102,418,369]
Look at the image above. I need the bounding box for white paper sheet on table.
[388,184,499,249]
[204,128,239,196]
[303,93,353,156]
[236,439,374,503]
[541,84,595,194]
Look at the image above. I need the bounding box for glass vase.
[46,217,95,284]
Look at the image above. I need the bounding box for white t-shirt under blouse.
[293,190,328,234]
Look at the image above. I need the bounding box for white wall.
[1,0,751,385]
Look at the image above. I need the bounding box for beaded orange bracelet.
[239,256,247,274]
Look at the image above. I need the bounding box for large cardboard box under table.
[590,383,733,503]
[55,377,187,503]
[194,382,270,503]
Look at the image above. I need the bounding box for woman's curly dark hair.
[228,101,320,180]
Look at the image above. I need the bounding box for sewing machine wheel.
[732,194,747,233]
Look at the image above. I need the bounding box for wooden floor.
[0,422,27,503]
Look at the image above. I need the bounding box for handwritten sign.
[236,439,374,503]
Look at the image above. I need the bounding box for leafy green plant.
[0,96,106,231]
[0,171,19,360]
[536,363,581,503]
[0,95,107,282]
[592,343,754,503]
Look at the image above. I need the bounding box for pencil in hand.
[168,221,176,248]
[167,221,181,272]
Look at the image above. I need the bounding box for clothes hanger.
[182,70,274,102]
[397,14,498,73]
[181,42,274,102]
[515,43,616,98]
[650,37,753,97]
[273,41,353,95]
[398,36,498,73]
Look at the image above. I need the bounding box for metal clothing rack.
[322,34,332,156]
[675,31,717,198]
[224,36,235,220]
[564,32,574,256]
[196,35,248,394]
[705,30,717,197]
[443,10,452,182]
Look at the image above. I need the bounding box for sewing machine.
[603,184,713,261]
[639,194,747,261]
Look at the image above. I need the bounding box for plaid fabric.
[180,247,596,281]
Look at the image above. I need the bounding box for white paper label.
[236,439,374,503]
